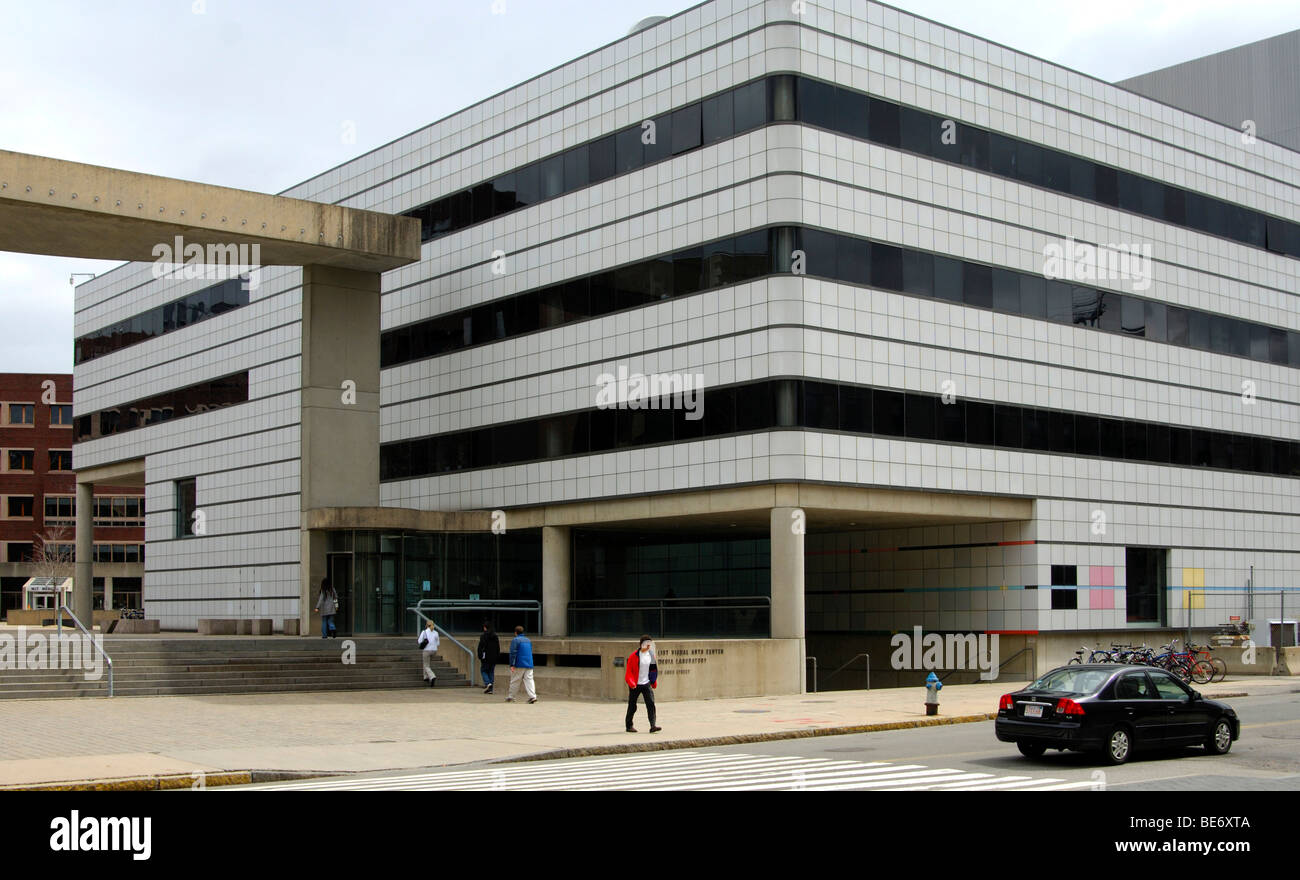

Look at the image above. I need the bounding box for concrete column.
[299,265,381,636]
[542,525,571,637]
[74,481,94,623]
[104,576,113,612]
[770,506,806,691]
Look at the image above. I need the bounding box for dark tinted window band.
[379,378,1300,482]
[74,277,251,365]
[381,225,1300,370]
[74,372,250,442]
[400,73,1300,260]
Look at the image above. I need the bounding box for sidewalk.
[0,676,1292,790]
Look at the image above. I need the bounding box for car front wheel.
[1017,741,1047,758]
[1102,726,1132,765]
[1206,718,1233,755]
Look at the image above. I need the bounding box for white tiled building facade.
[73,0,1297,682]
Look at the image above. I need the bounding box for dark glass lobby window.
[175,478,197,539]
[670,103,702,155]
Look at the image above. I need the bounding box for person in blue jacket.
[506,625,537,703]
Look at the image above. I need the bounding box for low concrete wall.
[4,609,121,629]
[445,636,804,700]
[111,619,161,634]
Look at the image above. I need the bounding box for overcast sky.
[2,0,1296,375]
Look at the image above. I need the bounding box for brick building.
[0,373,144,617]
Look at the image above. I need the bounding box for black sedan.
[995,664,1239,764]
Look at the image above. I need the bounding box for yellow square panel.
[1181,567,1204,589]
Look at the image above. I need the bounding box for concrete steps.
[0,636,469,699]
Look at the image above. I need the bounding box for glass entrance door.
[352,533,402,633]
[328,553,353,636]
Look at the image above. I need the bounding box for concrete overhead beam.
[0,150,420,272]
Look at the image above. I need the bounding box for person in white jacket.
[417,620,441,687]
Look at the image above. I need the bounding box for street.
[230,691,1300,791]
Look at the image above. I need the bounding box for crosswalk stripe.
[239,751,792,790]
[234,751,1091,792]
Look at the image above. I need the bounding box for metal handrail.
[408,606,477,687]
[937,645,1035,683]
[57,603,113,697]
[822,653,871,690]
[412,599,541,632]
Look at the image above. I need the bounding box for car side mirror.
[1190,691,1201,701]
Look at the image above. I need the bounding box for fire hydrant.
[924,671,943,716]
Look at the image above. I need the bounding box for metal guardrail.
[407,605,478,686]
[57,603,114,697]
[937,645,1035,684]
[412,599,541,635]
[567,596,771,637]
[821,652,871,691]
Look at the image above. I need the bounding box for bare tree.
[31,526,76,584]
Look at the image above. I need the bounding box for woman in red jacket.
[625,635,661,733]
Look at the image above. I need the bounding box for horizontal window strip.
[400,73,1300,256]
[74,276,251,365]
[381,225,1300,371]
[73,372,250,442]
[379,377,1300,482]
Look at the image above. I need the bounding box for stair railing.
[57,603,114,697]
[407,606,476,686]
[821,653,871,691]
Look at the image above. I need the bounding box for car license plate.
[1024,704,1044,718]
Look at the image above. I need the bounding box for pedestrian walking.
[417,619,441,687]
[315,577,338,639]
[477,621,500,694]
[625,635,661,733]
[506,625,537,703]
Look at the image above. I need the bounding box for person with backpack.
[625,635,661,733]
[417,619,441,687]
[477,621,500,694]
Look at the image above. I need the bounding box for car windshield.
[1027,667,1109,695]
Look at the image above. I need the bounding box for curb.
[495,712,1000,764]
[0,769,336,793]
